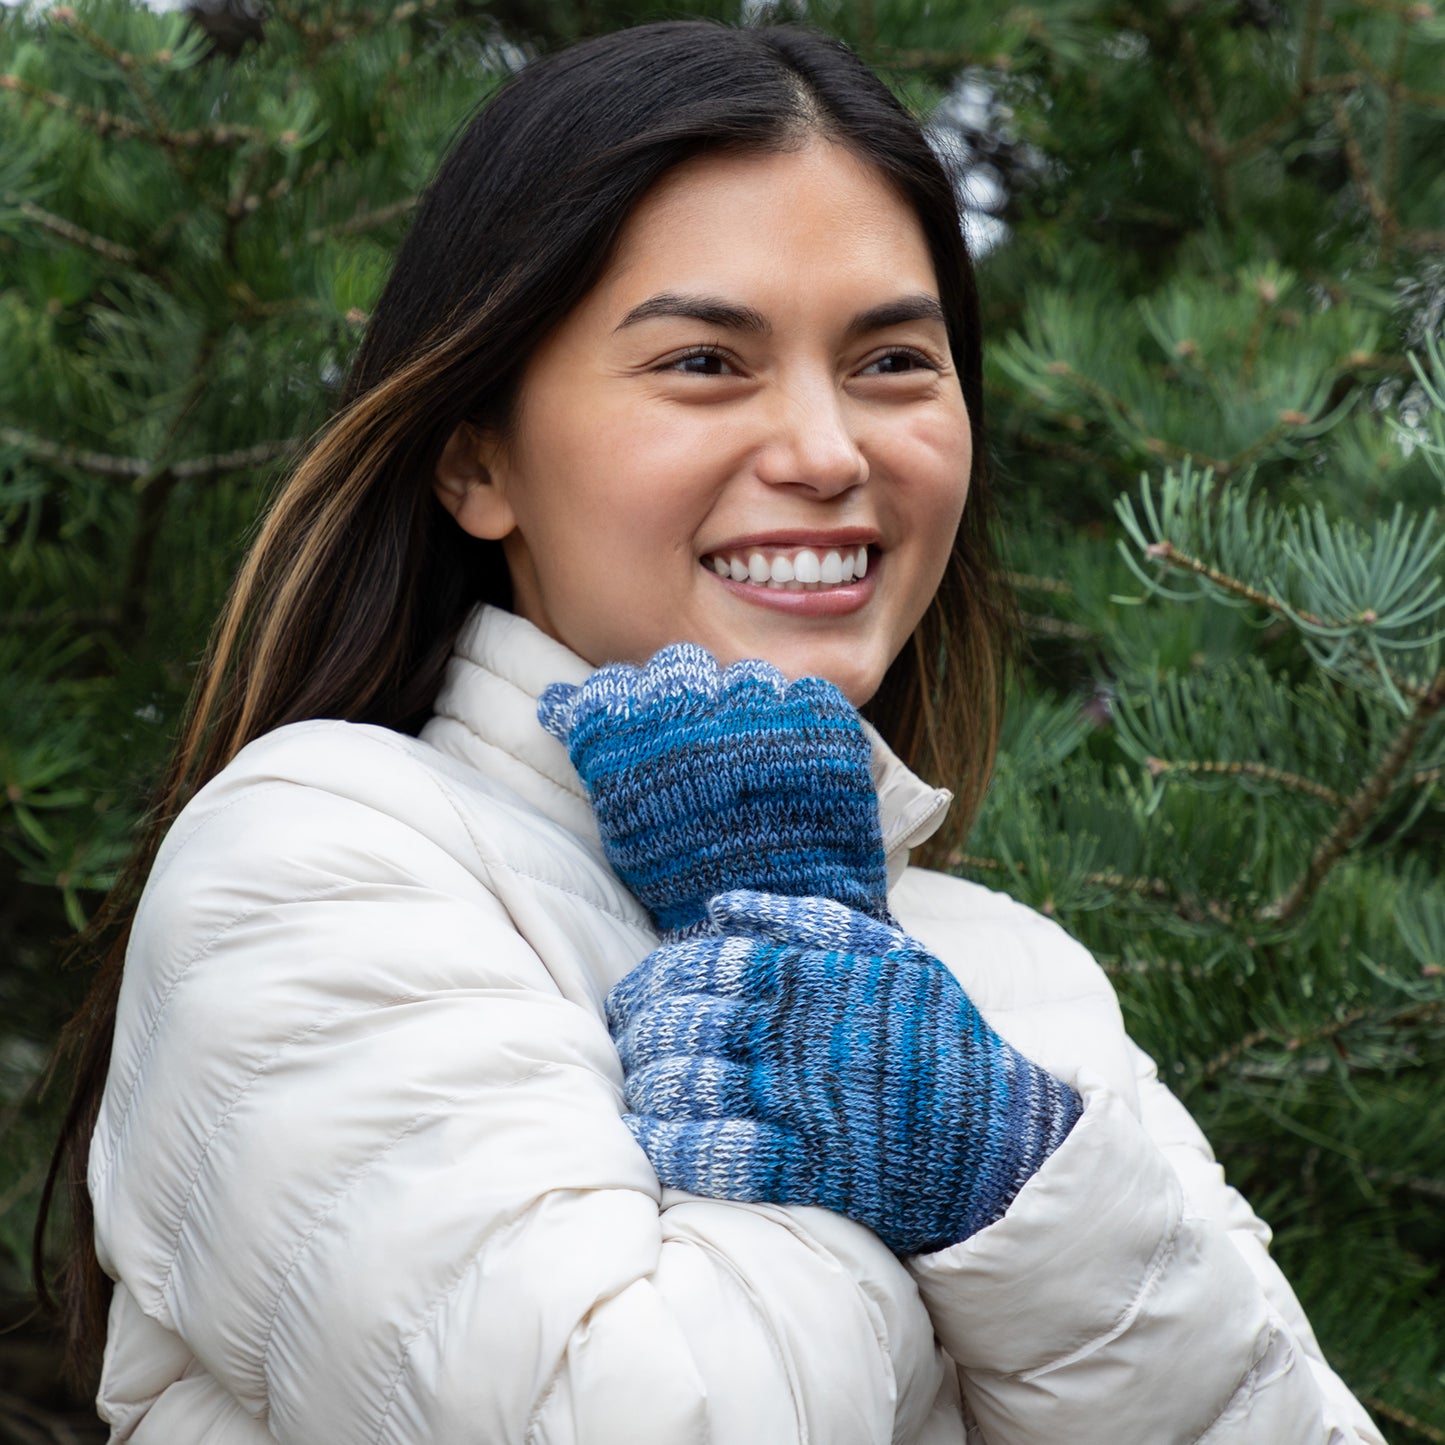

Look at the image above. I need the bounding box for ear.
[433,422,517,541]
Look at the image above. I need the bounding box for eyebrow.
[616,293,770,334]
[614,291,947,340]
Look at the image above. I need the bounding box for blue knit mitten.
[538,645,889,937]
[606,889,1084,1255]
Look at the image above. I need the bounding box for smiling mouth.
[700,543,871,591]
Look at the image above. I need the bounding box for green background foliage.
[2,0,1443,1436]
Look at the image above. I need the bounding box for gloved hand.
[538,644,889,937]
[606,889,1083,1256]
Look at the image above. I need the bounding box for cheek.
[899,413,971,533]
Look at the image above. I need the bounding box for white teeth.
[706,545,873,590]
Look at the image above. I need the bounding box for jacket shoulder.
[146,719,634,927]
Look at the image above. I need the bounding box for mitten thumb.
[536,681,581,744]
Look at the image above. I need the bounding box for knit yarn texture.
[608,890,1085,1255]
[538,644,891,938]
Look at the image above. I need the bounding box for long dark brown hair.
[35,18,1015,1382]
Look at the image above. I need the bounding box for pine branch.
[1176,24,1234,221]
[0,74,278,149]
[1360,1395,1445,1445]
[1146,755,1343,805]
[1005,572,1074,595]
[272,0,446,49]
[1021,611,1095,642]
[1402,229,1445,254]
[118,338,221,632]
[1196,1025,1272,1085]
[50,5,169,137]
[1239,281,1276,387]
[1221,70,1363,165]
[1331,93,1394,241]
[1261,667,1445,922]
[1324,15,1394,89]
[1365,1167,1445,1203]
[1382,15,1409,244]
[306,195,418,244]
[950,852,1202,910]
[1143,538,1324,624]
[0,428,295,481]
[7,197,138,264]
[1196,999,1445,1088]
[1139,539,1432,702]
[1039,360,1212,468]
[1003,423,1126,477]
[120,465,181,634]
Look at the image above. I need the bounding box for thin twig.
[1146,756,1343,805]
[1402,229,1445,254]
[305,195,418,245]
[1220,100,1305,165]
[1140,540,1431,702]
[949,853,1181,905]
[1196,1026,1273,1085]
[0,428,296,481]
[1331,94,1392,235]
[1381,13,1409,260]
[1020,612,1095,642]
[1177,26,1233,220]
[1364,1167,1445,1203]
[1360,1394,1445,1444]
[1262,669,1445,922]
[52,7,169,135]
[1005,572,1074,596]
[1142,539,1325,625]
[0,74,272,148]
[10,198,138,264]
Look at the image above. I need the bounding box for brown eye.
[861,349,934,376]
[666,348,735,376]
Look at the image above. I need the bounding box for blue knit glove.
[538,644,889,937]
[606,889,1083,1256]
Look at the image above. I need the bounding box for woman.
[43,19,1383,1443]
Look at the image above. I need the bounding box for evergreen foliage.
[1,0,1442,1436]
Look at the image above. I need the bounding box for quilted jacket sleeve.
[907,1054,1386,1445]
[88,724,950,1445]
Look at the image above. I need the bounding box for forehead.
[588,139,940,316]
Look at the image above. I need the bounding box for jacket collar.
[426,604,953,884]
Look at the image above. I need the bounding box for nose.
[754,377,868,497]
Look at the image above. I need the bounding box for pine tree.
[2,0,1442,1436]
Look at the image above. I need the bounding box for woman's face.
[435,139,972,706]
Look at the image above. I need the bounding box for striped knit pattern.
[538,644,890,938]
[607,890,1085,1256]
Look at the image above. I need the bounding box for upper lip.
[701,528,881,555]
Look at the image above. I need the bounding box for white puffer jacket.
[89,604,1384,1445]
